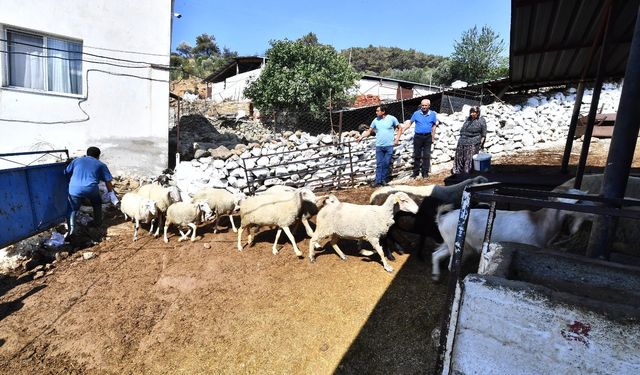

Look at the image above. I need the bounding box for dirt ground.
[0,138,636,374]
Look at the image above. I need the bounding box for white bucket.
[473,152,491,172]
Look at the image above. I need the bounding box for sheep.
[163,201,213,243]
[554,174,640,255]
[137,183,181,237]
[262,185,324,236]
[191,188,243,233]
[237,188,317,256]
[431,188,587,281]
[368,176,490,260]
[308,192,419,273]
[120,192,158,241]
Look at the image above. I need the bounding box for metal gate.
[0,150,69,248]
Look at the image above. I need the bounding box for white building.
[0,0,172,176]
[357,74,441,101]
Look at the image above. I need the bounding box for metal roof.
[510,0,639,87]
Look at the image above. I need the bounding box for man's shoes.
[381,181,389,186]
[410,173,419,180]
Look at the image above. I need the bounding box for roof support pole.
[587,5,640,258]
[561,81,585,174]
[574,2,615,189]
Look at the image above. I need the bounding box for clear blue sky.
[171,0,511,57]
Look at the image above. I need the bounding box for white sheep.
[555,174,640,255]
[191,188,243,233]
[163,201,212,243]
[308,192,419,272]
[237,188,317,256]
[120,192,158,241]
[431,188,587,281]
[137,183,181,237]
[262,185,323,237]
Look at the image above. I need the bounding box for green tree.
[449,25,507,84]
[299,32,320,46]
[192,33,220,57]
[244,38,360,116]
[176,41,193,57]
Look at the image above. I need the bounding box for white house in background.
[358,74,441,101]
[203,56,266,103]
[203,57,442,105]
[0,0,172,176]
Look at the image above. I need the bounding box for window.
[6,29,82,95]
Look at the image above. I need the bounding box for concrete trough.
[444,243,640,375]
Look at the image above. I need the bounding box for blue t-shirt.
[370,115,399,147]
[411,109,438,134]
[64,156,113,196]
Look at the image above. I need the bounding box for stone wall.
[170,83,623,196]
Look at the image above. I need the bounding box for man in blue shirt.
[357,105,402,187]
[403,99,438,178]
[64,146,118,236]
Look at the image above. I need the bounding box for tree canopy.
[244,36,360,116]
[171,33,237,80]
[447,25,507,84]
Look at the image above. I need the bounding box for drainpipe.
[587,5,640,258]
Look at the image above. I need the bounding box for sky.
[171,0,512,58]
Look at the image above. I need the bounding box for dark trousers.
[67,190,103,235]
[413,134,432,176]
[375,146,394,184]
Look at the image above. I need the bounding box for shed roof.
[510,0,639,88]
[203,56,266,83]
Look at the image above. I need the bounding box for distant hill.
[341,46,447,76]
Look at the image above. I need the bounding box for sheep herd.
[118,174,630,278]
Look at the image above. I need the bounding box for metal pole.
[561,81,585,174]
[348,142,355,188]
[574,2,614,189]
[588,4,640,258]
[176,99,181,167]
[435,189,472,375]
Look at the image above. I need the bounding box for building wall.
[0,0,172,176]
[358,78,439,101]
[210,68,263,103]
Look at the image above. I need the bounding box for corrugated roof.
[510,0,639,87]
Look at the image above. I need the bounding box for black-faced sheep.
[191,188,243,233]
[137,183,181,237]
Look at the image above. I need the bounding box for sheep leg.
[154,212,163,237]
[163,224,170,243]
[330,238,347,260]
[301,217,314,237]
[178,228,188,242]
[273,228,282,255]
[133,219,140,241]
[369,238,393,273]
[213,215,221,234]
[228,214,238,233]
[237,226,244,251]
[149,219,155,236]
[282,226,303,257]
[247,226,255,247]
[188,223,197,242]
[431,243,450,281]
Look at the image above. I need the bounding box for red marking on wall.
[561,321,591,347]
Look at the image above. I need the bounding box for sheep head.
[168,186,182,203]
[143,199,158,216]
[195,200,213,218]
[551,188,591,234]
[391,192,419,214]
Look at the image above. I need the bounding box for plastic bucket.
[473,152,491,172]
